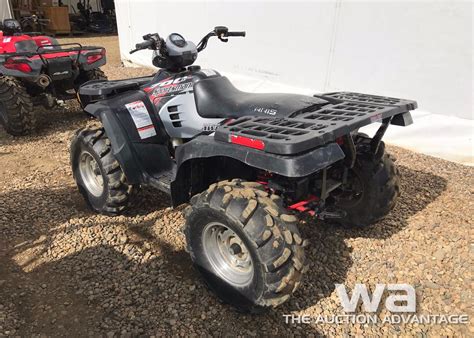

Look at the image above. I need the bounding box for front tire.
[333,136,400,226]
[71,127,134,215]
[184,180,308,312]
[0,76,35,136]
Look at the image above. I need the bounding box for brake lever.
[218,34,228,43]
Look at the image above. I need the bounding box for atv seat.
[194,76,328,119]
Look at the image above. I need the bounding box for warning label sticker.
[125,100,157,139]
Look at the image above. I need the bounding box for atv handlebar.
[130,33,162,54]
[130,40,154,53]
[226,31,246,37]
[197,26,246,52]
[129,27,245,54]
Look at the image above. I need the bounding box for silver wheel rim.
[202,222,254,287]
[79,151,104,197]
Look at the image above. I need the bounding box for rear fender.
[174,136,344,177]
[170,135,345,206]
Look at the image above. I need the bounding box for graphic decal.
[144,76,193,105]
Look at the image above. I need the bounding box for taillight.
[86,49,105,64]
[4,58,32,73]
[230,134,265,150]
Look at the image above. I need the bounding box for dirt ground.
[0,35,472,336]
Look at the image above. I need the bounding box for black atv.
[71,27,416,312]
[0,18,107,136]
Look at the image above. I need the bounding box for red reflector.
[86,53,103,64]
[4,58,32,73]
[230,134,265,150]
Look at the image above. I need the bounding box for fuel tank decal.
[125,100,157,139]
[143,76,193,105]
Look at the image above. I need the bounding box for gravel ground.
[0,35,472,336]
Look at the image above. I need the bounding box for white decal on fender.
[125,100,157,139]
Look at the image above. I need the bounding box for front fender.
[84,103,144,184]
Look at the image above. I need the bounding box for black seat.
[194,76,328,119]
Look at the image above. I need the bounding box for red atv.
[0,18,107,136]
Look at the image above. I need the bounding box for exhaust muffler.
[37,74,51,88]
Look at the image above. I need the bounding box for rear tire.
[333,136,400,226]
[71,127,134,215]
[0,76,35,136]
[184,179,308,312]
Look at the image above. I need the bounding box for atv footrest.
[215,92,417,155]
[149,167,177,194]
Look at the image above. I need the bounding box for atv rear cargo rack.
[215,92,417,155]
[0,43,105,65]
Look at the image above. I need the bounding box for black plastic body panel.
[79,76,154,106]
[174,136,345,178]
[215,92,417,155]
[79,76,154,96]
[84,89,173,185]
[391,111,413,126]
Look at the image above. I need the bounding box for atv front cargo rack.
[215,92,417,155]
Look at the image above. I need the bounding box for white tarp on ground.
[0,0,13,21]
[115,0,473,165]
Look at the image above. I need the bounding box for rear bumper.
[215,92,416,155]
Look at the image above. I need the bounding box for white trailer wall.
[115,0,473,164]
[1,0,13,21]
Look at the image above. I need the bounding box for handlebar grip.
[227,31,246,37]
[135,40,153,49]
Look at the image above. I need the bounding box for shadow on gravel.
[125,187,172,217]
[0,185,90,241]
[287,165,448,316]
[0,166,447,335]
[330,165,448,240]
